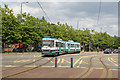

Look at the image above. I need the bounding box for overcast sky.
[1,1,118,36]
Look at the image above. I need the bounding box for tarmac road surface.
[1,52,119,79]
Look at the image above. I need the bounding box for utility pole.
[89,42,91,52]
[77,20,79,30]
[20,2,28,23]
[19,2,28,51]
[101,27,102,33]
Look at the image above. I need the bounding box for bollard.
[55,57,57,68]
[71,58,73,68]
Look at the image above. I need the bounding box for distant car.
[113,49,120,53]
[104,49,112,54]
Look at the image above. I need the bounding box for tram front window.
[42,40,54,47]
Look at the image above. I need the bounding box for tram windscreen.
[42,40,54,47]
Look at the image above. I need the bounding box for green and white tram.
[41,38,81,56]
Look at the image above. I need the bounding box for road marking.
[61,58,70,64]
[64,59,70,64]
[79,60,83,65]
[0,65,2,67]
[33,59,36,62]
[95,68,104,69]
[33,55,42,57]
[58,66,69,67]
[13,59,31,63]
[61,59,64,63]
[24,65,37,67]
[4,65,17,67]
[83,61,89,64]
[41,66,54,67]
[110,58,118,63]
[110,69,119,70]
[48,58,53,63]
[108,58,118,66]
[57,58,61,63]
[73,57,82,67]
[34,55,38,57]
[79,56,89,65]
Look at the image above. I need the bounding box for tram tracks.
[2,57,54,78]
[74,56,111,79]
[74,56,94,79]
[2,57,45,72]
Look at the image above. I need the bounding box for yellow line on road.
[110,58,117,63]
[83,61,89,64]
[64,59,70,64]
[79,60,83,65]
[61,59,64,63]
[79,56,89,65]
[33,59,36,62]
[24,65,37,67]
[57,58,61,63]
[61,58,70,64]
[13,59,31,63]
[33,55,42,57]
[48,58,53,63]
[73,57,82,67]
[4,65,17,67]
[108,58,118,66]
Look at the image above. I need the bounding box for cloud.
[2,2,118,36]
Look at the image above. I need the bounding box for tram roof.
[42,38,80,44]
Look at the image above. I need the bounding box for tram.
[41,38,81,56]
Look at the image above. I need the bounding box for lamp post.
[19,2,28,52]
[20,2,28,23]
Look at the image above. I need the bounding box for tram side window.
[56,42,59,47]
[77,44,79,48]
[75,44,77,48]
[56,42,61,47]
[61,43,64,47]
[71,44,74,47]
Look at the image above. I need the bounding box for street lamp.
[20,2,28,23]
[19,2,28,51]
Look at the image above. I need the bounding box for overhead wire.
[97,0,102,32]
[96,0,111,35]
[36,0,52,23]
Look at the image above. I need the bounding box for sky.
[0,0,119,36]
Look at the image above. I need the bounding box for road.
[1,52,119,79]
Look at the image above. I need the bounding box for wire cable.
[36,0,52,23]
[97,0,102,32]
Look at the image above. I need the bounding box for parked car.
[104,49,112,54]
[113,49,120,53]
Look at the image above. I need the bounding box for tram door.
[75,44,76,51]
[68,44,70,51]
[63,43,65,51]
[59,42,61,52]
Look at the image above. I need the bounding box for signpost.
[83,41,86,51]
[89,42,91,52]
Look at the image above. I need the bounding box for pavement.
[1,52,119,79]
